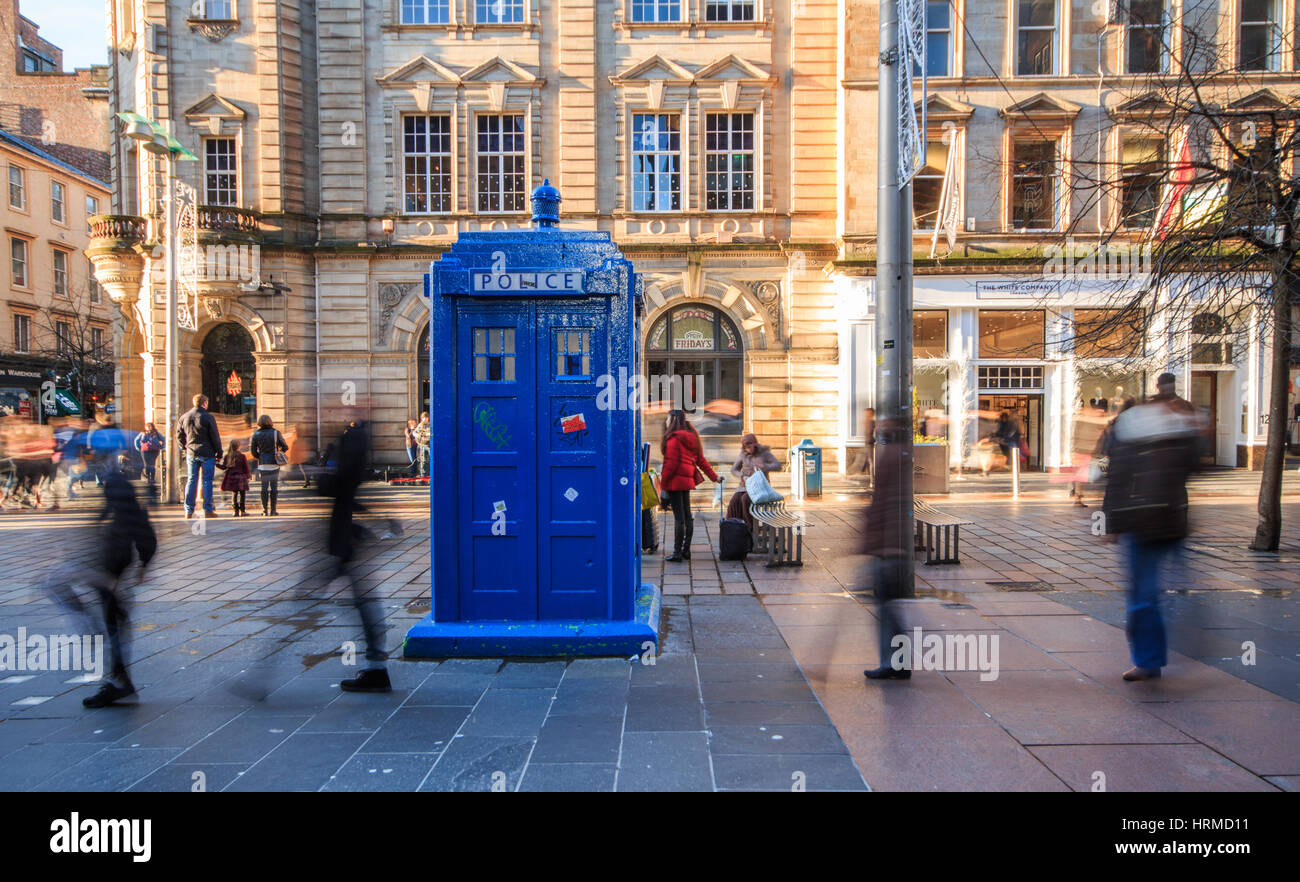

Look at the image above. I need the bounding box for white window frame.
[630,111,683,213]
[913,131,954,230]
[400,0,451,24]
[202,0,233,19]
[475,0,525,24]
[704,0,756,21]
[87,257,101,304]
[202,136,240,207]
[921,0,953,77]
[13,313,30,353]
[1009,134,1063,232]
[53,248,69,298]
[1014,0,1058,77]
[629,0,682,22]
[402,113,455,214]
[1117,131,1166,230]
[1238,0,1282,71]
[51,180,67,225]
[473,112,528,215]
[91,326,105,359]
[8,165,25,210]
[10,237,29,288]
[703,110,757,212]
[1124,0,1169,74]
[56,320,71,356]
[85,194,99,234]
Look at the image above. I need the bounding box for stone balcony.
[87,214,148,307]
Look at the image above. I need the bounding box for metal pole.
[163,149,178,504]
[877,0,915,597]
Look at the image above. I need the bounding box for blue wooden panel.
[457,308,536,621]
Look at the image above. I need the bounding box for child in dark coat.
[217,440,251,516]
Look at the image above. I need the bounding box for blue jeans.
[1122,534,1181,670]
[406,445,418,477]
[185,454,216,514]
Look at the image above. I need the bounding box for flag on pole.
[1152,129,1228,240]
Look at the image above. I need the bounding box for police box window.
[474,327,516,382]
[554,329,592,379]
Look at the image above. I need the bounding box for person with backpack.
[250,415,289,516]
[659,409,718,562]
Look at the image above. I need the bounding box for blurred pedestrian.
[177,393,223,518]
[659,409,718,562]
[45,451,158,708]
[1102,373,1200,682]
[217,439,251,516]
[725,433,781,533]
[992,411,1021,465]
[863,417,912,681]
[138,422,164,499]
[329,420,391,692]
[250,414,289,516]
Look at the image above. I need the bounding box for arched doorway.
[644,304,743,460]
[418,324,430,416]
[201,322,256,422]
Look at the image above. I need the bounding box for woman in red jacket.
[659,410,719,561]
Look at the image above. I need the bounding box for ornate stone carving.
[754,281,782,342]
[375,283,416,346]
[203,298,224,320]
[186,19,238,42]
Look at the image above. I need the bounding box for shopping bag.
[641,470,660,511]
[745,469,782,505]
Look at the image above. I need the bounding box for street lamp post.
[117,113,196,504]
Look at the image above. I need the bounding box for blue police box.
[403,181,661,657]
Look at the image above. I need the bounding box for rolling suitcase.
[718,517,753,561]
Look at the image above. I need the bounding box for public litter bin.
[403,180,660,658]
[790,438,822,500]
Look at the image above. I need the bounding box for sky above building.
[33,1,107,70]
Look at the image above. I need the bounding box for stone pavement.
[0,472,1297,791]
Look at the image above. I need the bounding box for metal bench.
[750,500,809,567]
[913,498,972,565]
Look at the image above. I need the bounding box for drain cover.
[987,581,1055,592]
[940,602,975,609]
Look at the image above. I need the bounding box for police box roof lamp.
[531,178,561,229]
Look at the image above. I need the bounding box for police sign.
[472,269,584,295]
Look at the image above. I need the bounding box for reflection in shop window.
[914,309,948,357]
[1074,309,1145,358]
[978,310,1044,358]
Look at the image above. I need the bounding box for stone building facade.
[91,0,842,468]
[835,0,1300,471]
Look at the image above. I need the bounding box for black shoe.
[863,666,912,681]
[83,680,137,708]
[681,550,691,560]
[665,553,683,562]
[340,668,392,693]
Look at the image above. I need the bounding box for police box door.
[535,307,609,620]
[458,309,537,620]
[455,302,610,621]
